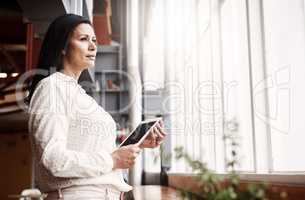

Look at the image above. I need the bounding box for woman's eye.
[80,37,87,41]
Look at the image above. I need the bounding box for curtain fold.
[142,0,218,172]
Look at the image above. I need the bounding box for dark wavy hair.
[26,14,91,104]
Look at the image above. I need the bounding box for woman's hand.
[111,144,141,169]
[139,120,166,149]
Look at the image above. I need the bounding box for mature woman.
[27,14,165,200]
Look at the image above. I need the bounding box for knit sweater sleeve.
[28,80,114,178]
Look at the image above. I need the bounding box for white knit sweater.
[28,72,132,192]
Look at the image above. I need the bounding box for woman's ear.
[62,50,66,55]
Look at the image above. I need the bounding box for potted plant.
[172,133,287,200]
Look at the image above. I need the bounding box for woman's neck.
[60,67,82,81]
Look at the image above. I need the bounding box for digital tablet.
[119,118,162,147]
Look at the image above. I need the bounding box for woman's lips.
[86,55,96,61]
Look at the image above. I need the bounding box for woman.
[27,14,165,200]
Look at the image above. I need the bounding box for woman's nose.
[89,40,97,51]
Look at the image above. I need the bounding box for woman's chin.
[88,61,96,68]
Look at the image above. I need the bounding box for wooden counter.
[129,185,182,200]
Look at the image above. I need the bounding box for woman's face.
[63,23,97,71]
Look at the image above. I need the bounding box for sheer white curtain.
[142,0,222,172]
[141,0,305,175]
[262,0,305,172]
[220,0,256,172]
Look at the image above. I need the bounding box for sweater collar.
[54,72,86,93]
[55,71,78,84]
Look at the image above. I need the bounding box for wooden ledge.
[168,174,305,200]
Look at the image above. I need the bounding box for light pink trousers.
[45,184,122,200]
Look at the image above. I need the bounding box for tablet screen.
[120,119,159,146]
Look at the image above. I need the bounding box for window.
[140,0,305,176]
